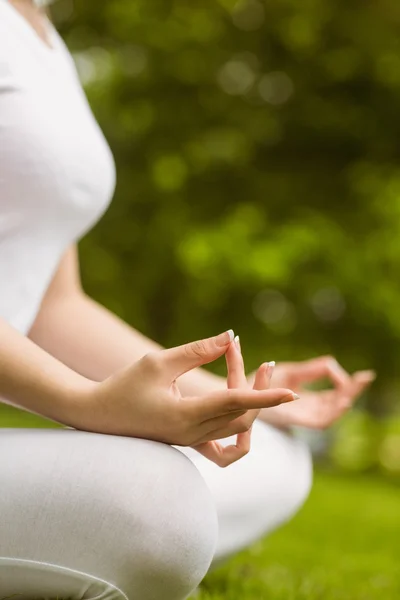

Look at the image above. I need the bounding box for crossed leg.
[0,420,312,599]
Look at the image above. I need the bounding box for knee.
[0,430,218,600]
[294,437,313,505]
[281,434,313,521]
[254,424,313,529]
[114,441,218,600]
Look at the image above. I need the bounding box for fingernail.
[216,329,235,347]
[282,392,300,403]
[329,358,344,374]
[266,360,275,377]
[234,335,241,351]
[360,370,376,380]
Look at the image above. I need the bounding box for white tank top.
[0,1,116,334]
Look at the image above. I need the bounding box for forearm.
[30,292,292,431]
[29,291,225,395]
[0,317,91,425]
[28,246,281,425]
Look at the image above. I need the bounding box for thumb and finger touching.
[288,356,352,390]
[227,337,254,459]
[193,334,250,466]
[337,369,376,409]
[288,357,376,409]
[194,335,279,466]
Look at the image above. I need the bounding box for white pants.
[0,420,312,600]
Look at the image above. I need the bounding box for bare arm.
[0,316,91,425]
[29,246,225,395]
[1,309,296,467]
[29,247,372,434]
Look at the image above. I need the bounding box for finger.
[349,374,373,397]
[194,359,267,438]
[194,408,260,443]
[197,430,251,456]
[195,423,252,444]
[353,370,376,386]
[194,409,256,443]
[159,329,234,381]
[244,362,276,434]
[289,356,352,390]
[196,408,248,434]
[186,387,298,422]
[244,362,275,433]
[236,429,252,455]
[253,361,275,390]
[194,436,250,467]
[327,358,354,390]
[236,428,254,457]
[225,335,253,462]
[339,370,376,408]
[226,335,247,389]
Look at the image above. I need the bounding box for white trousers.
[0,420,312,600]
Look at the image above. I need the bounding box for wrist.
[258,406,293,433]
[49,372,98,429]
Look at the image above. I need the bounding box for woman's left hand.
[248,356,376,430]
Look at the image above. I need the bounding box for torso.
[0,0,116,333]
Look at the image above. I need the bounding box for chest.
[0,27,116,237]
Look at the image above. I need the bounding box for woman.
[0,1,375,598]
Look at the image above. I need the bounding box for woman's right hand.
[72,330,296,449]
[192,335,276,466]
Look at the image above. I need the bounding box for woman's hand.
[192,336,276,467]
[249,356,376,430]
[73,330,296,449]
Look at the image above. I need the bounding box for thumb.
[350,370,376,396]
[289,356,352,390]
[160,329,235,381]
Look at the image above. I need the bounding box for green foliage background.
[50,1,400,422]
[3,6,400,592]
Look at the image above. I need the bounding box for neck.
[7,0,54,48]
[7,0,51,8]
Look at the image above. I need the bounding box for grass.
[1,406,399,599]
[192,470,400,600]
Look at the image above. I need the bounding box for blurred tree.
[51,0,400,415]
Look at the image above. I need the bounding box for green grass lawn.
[194,471,400,600]
[1,406,399,600]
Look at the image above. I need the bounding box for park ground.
[193,470,399,600]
